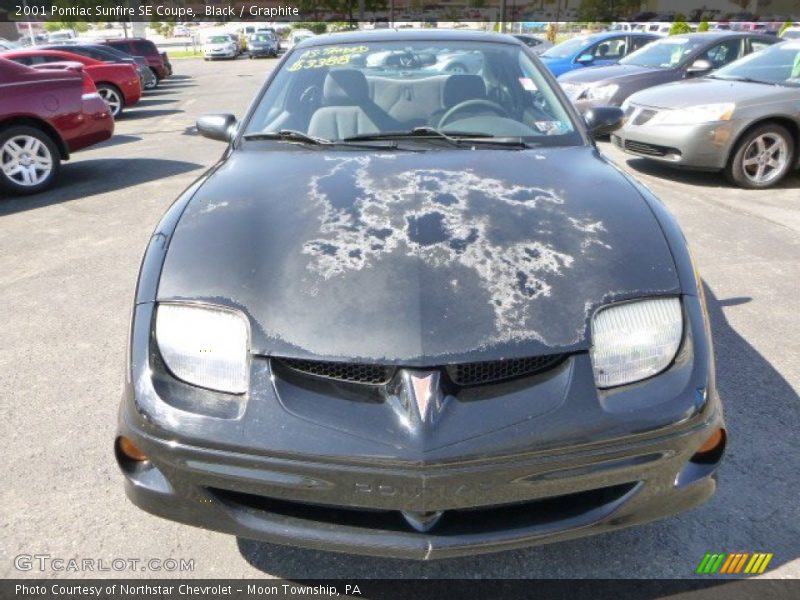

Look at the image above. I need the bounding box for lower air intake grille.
[624,140,678,158]
[446,355,565,386]
[277,358,395,385]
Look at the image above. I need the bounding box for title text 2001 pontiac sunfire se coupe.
[116,30,726,560]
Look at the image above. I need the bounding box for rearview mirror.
[686,59,714,75]
[196,113,237,142]
[576,53,595,64]
[584,106,625,136]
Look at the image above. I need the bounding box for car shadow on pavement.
[93,134,142,149]
[120,108,185,121]
[623,157,800,190]
[132,98,179,108]
[237,284,799,578]
[0,158,202,216]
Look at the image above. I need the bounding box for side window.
[703,39,743,69]
[133,41,154,55]
[591,37,627,60]
[14,56,35,65]
[628,35,653,53]
[749,39,772,54]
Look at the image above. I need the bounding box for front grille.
[276,354,566,388]
[210,482,637,536]
[277,358,395,385]
[624,139,677,158]
[446,355,565,386]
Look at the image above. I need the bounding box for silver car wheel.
[98,87,123,117]
[741,133,789,185]
[1,135,53,187]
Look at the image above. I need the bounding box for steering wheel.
[299,85,321,107]
[438,99,509,128]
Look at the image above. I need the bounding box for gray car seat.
[307,69,401,139]
[430,74,487,127]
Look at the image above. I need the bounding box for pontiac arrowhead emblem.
[401,510,445,533]
[385,370,448,429]
[406,370,446,425]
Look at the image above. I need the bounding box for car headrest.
[443,74,486,107]
[324,69,369,104]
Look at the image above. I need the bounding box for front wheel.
[726,124,795,189]
[0,126,61,196]
[97,84,124,118]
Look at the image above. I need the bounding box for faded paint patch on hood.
[157,146,679,364]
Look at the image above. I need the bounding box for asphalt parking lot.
[1,57,798,579]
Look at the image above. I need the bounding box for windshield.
[244,40,580,145]
[250,33,275,43]
[712,42,800,86]
[620,36,706,68]
[207,36,229,44]
[540,37,590,59]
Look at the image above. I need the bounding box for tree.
[697,20,710,32]
[669,15,692,36]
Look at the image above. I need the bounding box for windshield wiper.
[243,129,401,149]
[708,75,778,86]
[344,127,529,148]
[243,129,334,145]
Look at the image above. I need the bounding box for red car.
[100,38,171,81]
[0,58,113,195]
[1,49,141,118]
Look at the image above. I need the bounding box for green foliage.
[546,23,558,44]
[669,15,692,36]
[43,21,88,33]
[779,20,793,36]
[292,22,328,35]
[697,20,710,32]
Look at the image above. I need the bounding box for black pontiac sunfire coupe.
[116,30,725,559]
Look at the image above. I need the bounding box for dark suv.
[101,38,171,81]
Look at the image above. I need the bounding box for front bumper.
[117,296,724,559]
[250,47,277,57]
[612,119,746,170]
[205,50,237,59]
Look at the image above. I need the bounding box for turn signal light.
[691,428,726,464]
[697,428,725,454]
[117,436,148,462]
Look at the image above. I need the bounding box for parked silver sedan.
[612,42,800,188]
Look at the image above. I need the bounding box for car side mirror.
[584,106,625,136]
[686,59,714,75]
[576,53,595,64]
[196,113,237,142]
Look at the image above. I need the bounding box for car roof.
[302,28,522,47]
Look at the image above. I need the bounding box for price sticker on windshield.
[288,46,369,71]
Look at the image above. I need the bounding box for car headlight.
[155,303,250,394]
[585,83,619,101]
[590,297,683,388]
[649,103,735,126]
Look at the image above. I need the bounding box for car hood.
[558,63,664,85]
[157,146,679,364]
[628,77,794,108]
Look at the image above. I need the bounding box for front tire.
[0,126,61,196]
[97,83,124,118]
[726,123,794,189]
